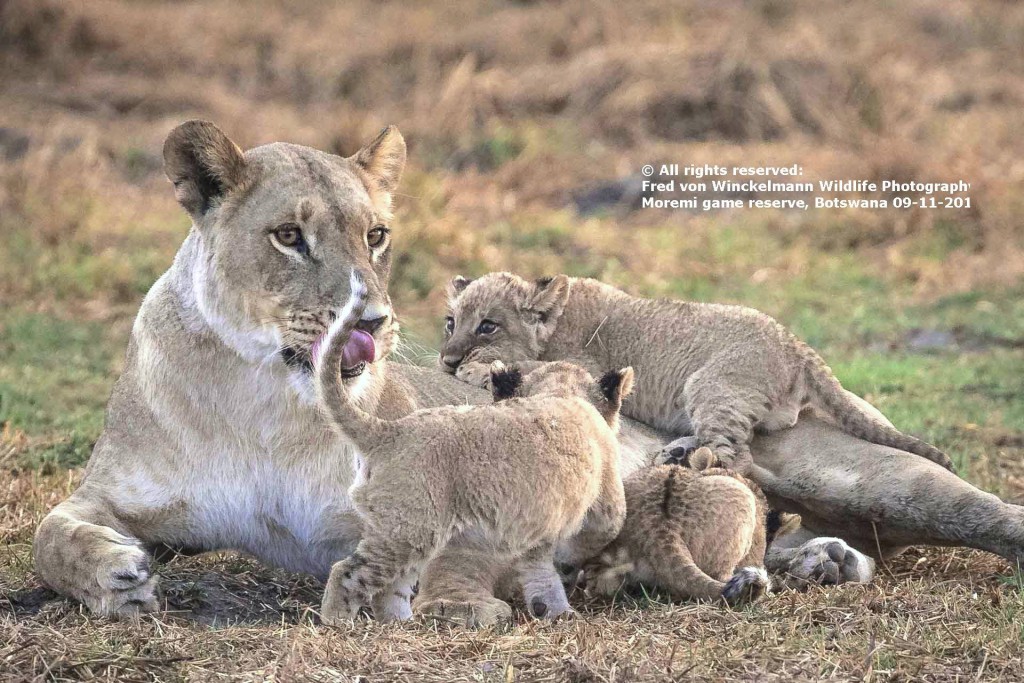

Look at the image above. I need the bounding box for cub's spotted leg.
[371,570,416,622]
[518,545,574,620]
[683,372,773,473]
[321,537,422,625]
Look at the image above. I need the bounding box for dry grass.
[2,0,1024,680]
[3,464,1023,681]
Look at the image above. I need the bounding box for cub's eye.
[476,320,498,335]
[367,225,389,249]
[272,224,307,253]
[444,316,455,336]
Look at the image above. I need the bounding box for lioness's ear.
[490,361,523,402]
[598,367,634,405]
[447,275,473,299]
[351,125,406,196]
[163,120,247,219]
[526,275,570,323]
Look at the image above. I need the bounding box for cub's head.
[440,272,570,373]
[489,360,634,429]
[163,120,405,394]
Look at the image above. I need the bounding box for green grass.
[0,309,123,469]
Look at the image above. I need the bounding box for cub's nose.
[356,315,388,335]
[441,354,462,372]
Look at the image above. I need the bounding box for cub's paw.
[657,438,720,471]
[415,597,513,629]
[86,540,159,617]
[320,584,366,626]
[721,566,771,607]
[525,582,574,621]
[372,588,414,622]
[656,436,700,466]
[455,361,493,390]
[786,537,876,586]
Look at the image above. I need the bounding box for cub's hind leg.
[558,453,627,567]
[683,370,775,473]
[518,544,573,620]
[321,536,426,625]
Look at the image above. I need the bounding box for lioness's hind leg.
[34,494,159,617]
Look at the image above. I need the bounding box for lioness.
[34,121,1024,620]
[441,272,951,474]
[314,275,628,622]
[585,462,771,607]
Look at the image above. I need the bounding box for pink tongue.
[340,329,376,369]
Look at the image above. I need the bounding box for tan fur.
[585,461,771,606]
[315,283,629,623]
[34,121,1024,624]
[441,272,952,473]
[32,121,409,616]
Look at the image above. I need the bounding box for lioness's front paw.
[86,541,159,616]
[455,361,493,389]
[786,537,875,586]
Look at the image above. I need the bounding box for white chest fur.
[117,270,367,578]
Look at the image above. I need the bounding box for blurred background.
[1,0,1022,490]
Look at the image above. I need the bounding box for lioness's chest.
[183,412,362,577]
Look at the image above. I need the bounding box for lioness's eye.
[444,316,455,336]
[476,320,498,335]
[272,224,307,253]
[367,225,389,249]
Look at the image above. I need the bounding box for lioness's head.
[163,120,405,395]
[440,272,570,372]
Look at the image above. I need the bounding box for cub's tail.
[637,528,768,606]
[315,271,388,450]
[803,355,953,471]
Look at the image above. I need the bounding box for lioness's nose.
[442,354,462,371]
[356,316,388,335]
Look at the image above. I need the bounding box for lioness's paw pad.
[95,543,152,591]
[85,542,160,616]
[788,537,875,585]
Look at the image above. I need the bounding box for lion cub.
[315,274,630,624]
[585,458,772,605]
[440,272,952,474]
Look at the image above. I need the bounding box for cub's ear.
[447,275,473,299]
[489,361,523,402]
[163,120,247,219]
[351,125,406,197]
[598,367,635,406]
[525,275,570,324]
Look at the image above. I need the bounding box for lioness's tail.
[315,271,388,449]
[803,355,953,471]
